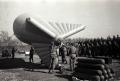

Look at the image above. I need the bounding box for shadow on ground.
[0,58,47,69]
[55,74,72,81]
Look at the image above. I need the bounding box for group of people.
[28,40,77,73]
[24,35,120,73]
[48,35,120,73]
[75,35,120,58]
[48,40,77,73]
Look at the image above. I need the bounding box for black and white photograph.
[0,0,120,81]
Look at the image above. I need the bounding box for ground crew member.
[69,43,77,71]
[62,44,68,64]
[29,47,34,63]
[48,42,59,73]
[12,47,16,59]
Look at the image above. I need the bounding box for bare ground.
[0,53,120,81]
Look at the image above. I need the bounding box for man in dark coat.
[12,47,16,59]
[29,47,34,63]
[59,44,67,64]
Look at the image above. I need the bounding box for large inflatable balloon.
[13,13,86,66]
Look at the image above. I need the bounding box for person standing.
[59,44,65,64]
[48,42,59,73]
[12,47,16,59]
[62,44,68,64]
[69,43,77,71]
[29,47,34,63]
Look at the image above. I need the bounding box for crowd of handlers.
[65,35,120,58]
[48,35,120,75]
[48,39,78,73]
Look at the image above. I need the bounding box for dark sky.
[0,0,120,38]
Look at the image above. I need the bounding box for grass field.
[0,53,120,81]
